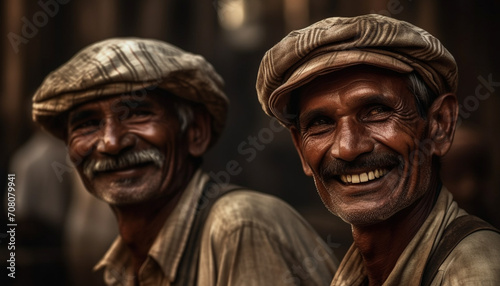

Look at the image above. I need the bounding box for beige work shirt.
[95,169,337,285]
[330,188,500,285]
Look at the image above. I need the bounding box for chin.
[322,194,403,226]
[89,178,163,206]
[333,208,394,226]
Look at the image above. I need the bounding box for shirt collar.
[331,188,466,286]
[94,169,209,283]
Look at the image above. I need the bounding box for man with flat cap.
[256,14,500,285]
[32,38,337,285]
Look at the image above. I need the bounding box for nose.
[330,118,374,162]
[96,118,135,155]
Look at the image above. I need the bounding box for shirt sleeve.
[197,190,337,286]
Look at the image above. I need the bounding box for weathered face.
[290,67,441,226]
[66,93,189,206]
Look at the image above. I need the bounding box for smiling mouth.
[339,168,390,184]
[97,162,154,175]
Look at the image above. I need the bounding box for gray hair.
[407,72,438,118]
[173,98,195,132]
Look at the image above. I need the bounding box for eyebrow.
[351,93,392,106]
[297,93,391,123]
[68,109,99,126]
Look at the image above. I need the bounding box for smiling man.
[32,38,337,285]
[256,15,500,285]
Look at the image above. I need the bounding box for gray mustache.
[83,149,164,179]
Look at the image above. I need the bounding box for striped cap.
[32,38,228,144]
[256,14,458,125]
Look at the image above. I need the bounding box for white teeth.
[352,174,360,183]
[368,171,375,180]
[360,173,368,182]
[340,168,389,184]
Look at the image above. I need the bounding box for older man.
[256,14,500,285]
[32,38,337,285]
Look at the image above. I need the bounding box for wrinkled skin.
[290,66,455,226]
[67,93,193,206]
[65,92,212,273]
[289,65,458,284]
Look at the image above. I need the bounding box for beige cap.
[32,37,229,144]
[256,14,458,125]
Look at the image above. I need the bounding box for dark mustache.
[319,153,402,177]
[83,149,164,179]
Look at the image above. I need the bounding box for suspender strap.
[172,181,244,285]
[421,215,500,286]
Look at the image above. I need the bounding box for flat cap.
[256,14,458,125]
[32,37,228,144]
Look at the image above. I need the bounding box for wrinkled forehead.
[291,66,410,110]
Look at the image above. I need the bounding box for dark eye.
[302,116,335,135]
[130,110,152,117]
[125,109,154,121]
[362,105,392,121]
[309,116,331,126]
[70,119,101,134]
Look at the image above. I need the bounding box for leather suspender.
[172,181,243,285]
[420,215,500,286]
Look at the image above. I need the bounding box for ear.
[186,109,212,157]
[290,126,313,176]
[427,93,459,156]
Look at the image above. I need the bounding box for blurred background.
[0,0,499,285]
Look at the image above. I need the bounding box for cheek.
[301,137,331,170]
[68,137,96,167]
[134,125,160,139]
[369,119,426,156]
[128,120,177,147]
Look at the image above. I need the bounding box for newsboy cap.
[32,37,228,145]
[256,14,458,125]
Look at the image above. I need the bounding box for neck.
[111,166,198,274]
[351,176,441,286]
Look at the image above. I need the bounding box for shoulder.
[212,189,299,215]
[437,221,500,284]
[206,190,309,233]
[198,190,338,285]
[202,189,331,250]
